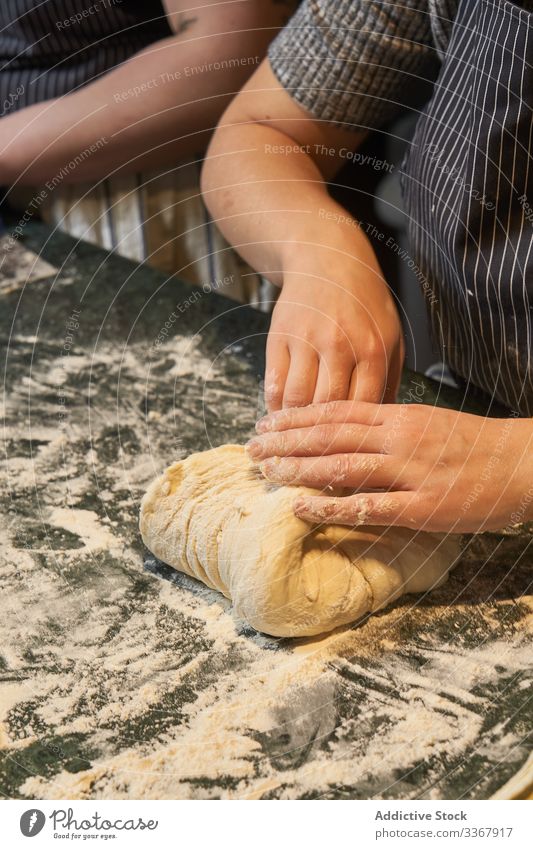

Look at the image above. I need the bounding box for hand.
[246,401,533,533]
[264,240,404,411]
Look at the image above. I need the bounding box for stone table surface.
[0,222,532,800]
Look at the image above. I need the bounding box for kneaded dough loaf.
[139,445,460,637]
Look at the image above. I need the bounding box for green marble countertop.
[0,222,531,800]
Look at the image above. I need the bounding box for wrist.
[280,209,384,286]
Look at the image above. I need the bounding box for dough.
[139,445,461,638]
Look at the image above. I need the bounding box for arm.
[202,59,404,409]
[202,0,440,411]
[0,0,296,186]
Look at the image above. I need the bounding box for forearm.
[203,59,404,409]
[202,120,378,286]
[1,8,288,185]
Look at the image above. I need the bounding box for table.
[1,222,531,800]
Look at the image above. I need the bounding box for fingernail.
[256,415,273,434]
[294,497,337,521]
[259,457,280,479]
[244,438,263,459]
[293,497,325,522]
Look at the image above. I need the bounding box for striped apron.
[400,0,533,415]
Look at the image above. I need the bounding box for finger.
[312,353,352,404]
[282,345,319,408]
[383,342,404,403]
[247,422,387,460]
[264,337,290,412]
[292,492,418,527]
[349,360,387,403]
[258,453,396,490]
[256,399,386,434]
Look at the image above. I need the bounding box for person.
[201,0,533,534]
[0,0,297,302]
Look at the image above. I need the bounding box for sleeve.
[267,0,440,131]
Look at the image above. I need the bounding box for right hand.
[264,240,404,411]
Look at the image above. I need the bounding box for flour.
[4,324,531,801]
[19,604,532,799]
[48,508,119,552]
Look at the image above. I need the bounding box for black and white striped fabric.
[1,1,270,307]
[400,0,533,415]
[0,0,171,114]
[268,0,533,413]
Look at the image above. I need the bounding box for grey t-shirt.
[267,0,460,129]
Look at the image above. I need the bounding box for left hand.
[245,401,533,533]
